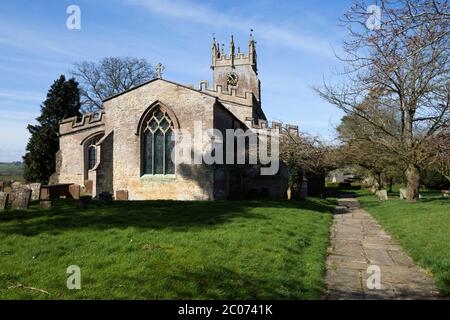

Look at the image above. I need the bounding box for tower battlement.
[210,33,260,105]
[198,81,256,107]
[245,117,299,137]
[59,112,105,136]
[211,34,257,73]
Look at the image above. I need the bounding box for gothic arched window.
[142,109,175,175]
[88,146,97,170]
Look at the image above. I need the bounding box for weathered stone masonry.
[52,34,298,200]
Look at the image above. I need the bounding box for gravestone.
[29,183,42,201]
[116,190,129,201]
[10,182,24,203]
[40,200,52,210]
[399,188,407,200]
[370,183,380,193]
[0,192,9,210]
[376,190,388,201]
[40,187,50,200]
[11,181,23,190]
[85,180,93,195]
[99,192,112,204]
[300,181,308,200]
[0,181,4,192]
[69,184,81,200]
[77,197,90,209]
[11,188,32,210]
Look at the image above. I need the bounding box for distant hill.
[0,162,24,179]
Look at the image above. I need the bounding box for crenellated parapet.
[245,117,299,137]
[198,81,257,107]
[59,112,105,136]
[211,33,257,73]
[212,52,255,69]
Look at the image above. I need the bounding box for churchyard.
[0,180,448,299]
[0,195,334,299]
[0,0,448,301]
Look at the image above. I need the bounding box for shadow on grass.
[107,265,319,300]
[0,198,336,237]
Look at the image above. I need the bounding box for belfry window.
[142,109,175,175]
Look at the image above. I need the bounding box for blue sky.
[0,0,354,162]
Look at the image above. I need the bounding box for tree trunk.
[406,163,420,201]
[389,177,393,193]
[376,172,382,187]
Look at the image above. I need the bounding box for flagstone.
[326,195,440,300]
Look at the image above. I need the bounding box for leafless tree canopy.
[280,129,338,191]
[316,0,450,200]
[71,57,156,112]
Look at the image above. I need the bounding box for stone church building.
[50,34,298,200]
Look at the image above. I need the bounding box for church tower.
[211,32,261,102]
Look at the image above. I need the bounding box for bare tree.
[336,113,405,188]
[71,57,156,112]
[316,0,450,200]
[280,130,337,197]
[424,132,450,181]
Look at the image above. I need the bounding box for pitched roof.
[101,78,246,127]
[102,78,217,103]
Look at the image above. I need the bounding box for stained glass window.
[142,109,175,175]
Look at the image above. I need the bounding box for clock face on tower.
[227,72,239,86]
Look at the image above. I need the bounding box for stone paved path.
[326,194,440,300]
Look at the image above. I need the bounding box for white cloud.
[0,28,79,58]
[126,0,335,57]
[0,89,44,104]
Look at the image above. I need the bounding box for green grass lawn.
[0,198,334,300]
[356,190,450,296]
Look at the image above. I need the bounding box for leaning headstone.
[0,192,9,210]
[376,190,388,201]
[69,184,81,200]
[39,200,52,210]
[399,188,407,200]
[115,190,129,201]
[29,183,42,201]
[11,188,32,210]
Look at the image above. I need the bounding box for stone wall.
[56,78,291,201]
[56,125,105,187]
[95,131,114,196]
[103,80,217,200]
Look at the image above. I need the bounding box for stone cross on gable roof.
[156,63,165,79]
